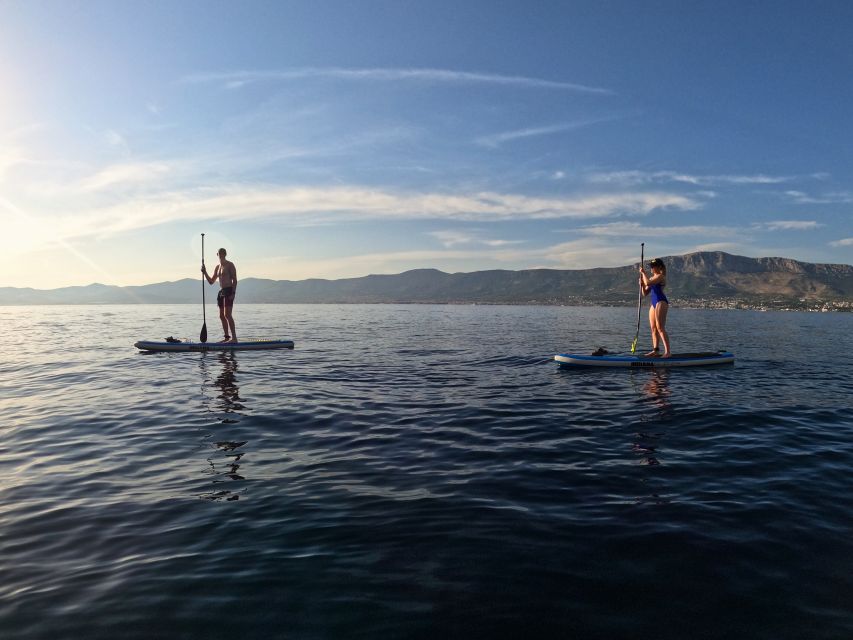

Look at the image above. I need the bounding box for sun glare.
[0,198,46,256]
[0,196,116,286]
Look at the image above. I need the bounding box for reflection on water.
[199,352,248,501]
[632,370,674,505]
[3,306,852,639]
[639,369,673,419]
[213,352,244,418]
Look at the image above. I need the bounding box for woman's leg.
[655,302,671,356]
[646,305,659,356]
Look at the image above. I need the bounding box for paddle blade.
[200,323,207,343]
[630,336,638,353]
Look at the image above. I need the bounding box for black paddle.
[200,233,208,343]
[631,242,644,353]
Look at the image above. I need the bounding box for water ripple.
[1,305,851,639]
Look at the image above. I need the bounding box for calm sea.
[2,304,852,639]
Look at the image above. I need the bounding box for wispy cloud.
[247,239,637,280]
[754,220,824,231]
[0,149,34,180]
[0,125,49,180]
[0,196,116,280]
[104,130,128,149]
[708,175,793,185]
[4,122,49,140]
[539,238,654,270]
[78,162,173,192]
[575,221,738,238]
[429,230,524,248]
[588,170,795,187]
[255,235,775,279]
[182,67,614,94]
[475,118,617,148]
[242,244,560,281]
[38,185,701,243]
[689,242,747,253]
[830,237,853,247]
[784,190,853,204]
[297,235,820,277]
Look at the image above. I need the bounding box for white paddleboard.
[555,351,734,368]
[135,339,294,352]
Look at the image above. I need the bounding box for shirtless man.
[202,248,238,343]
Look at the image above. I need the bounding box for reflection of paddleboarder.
[634,370,673,469]
[198,352,247,501]
[214,352,244,415]
[202,247,238,343]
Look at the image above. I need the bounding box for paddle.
[200,233,208,343]
[630,242,644,353]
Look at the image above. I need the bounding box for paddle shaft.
[633,243,644,351]
[200,233,207,342]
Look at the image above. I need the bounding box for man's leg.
[225,305,237,342]
[219,307,230,341]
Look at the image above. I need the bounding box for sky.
[0,0,851,289]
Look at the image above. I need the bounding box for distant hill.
[3,252,852,309]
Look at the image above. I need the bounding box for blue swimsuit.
[650,283,668,308]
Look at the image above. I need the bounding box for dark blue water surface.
[2,304,852,639]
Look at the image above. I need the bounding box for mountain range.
[3,252,852,308]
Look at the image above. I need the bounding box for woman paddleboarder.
[639,258,671,357]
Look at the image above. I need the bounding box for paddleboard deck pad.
[135,339,294,352]
[555,350,734,368]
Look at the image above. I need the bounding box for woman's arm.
[638,269,650,296]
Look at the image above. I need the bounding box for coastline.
[1,298,850,311]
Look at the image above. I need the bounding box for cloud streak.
[5,181,700,252]
[52,186,699,241]
[574,221,739,238]
[182,67,614,94]
[784,190,853,205]
[246,239,643,280]
[754,220,824,231]
[475,118,618,148]
[429,230,524,248]
[0,149,34,180]
[78,162,174,192]
[588,170,796,187]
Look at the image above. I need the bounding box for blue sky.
[1,0,851,288]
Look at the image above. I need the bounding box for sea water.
[1,304,851,639]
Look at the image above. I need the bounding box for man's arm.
[230,263,237,292]
[202,264,220,285]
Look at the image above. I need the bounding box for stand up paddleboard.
[555,350,734,368]
[135,339,295,352]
